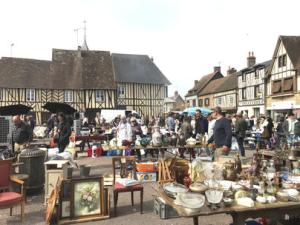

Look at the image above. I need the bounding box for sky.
[0,0,300,97]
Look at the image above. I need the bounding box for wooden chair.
[112,156,143,216]
[0,159,25,222]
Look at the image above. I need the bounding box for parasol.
[183,107,212,116]
[0,104,32,116]
[42,102,76,114]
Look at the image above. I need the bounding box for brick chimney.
[174,91,179,97]
[247,51,256,67]
[214,66,221,73]
[227,67,237,75]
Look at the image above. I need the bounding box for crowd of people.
[13,108,299,160]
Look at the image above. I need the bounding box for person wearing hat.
[207,106,232,160]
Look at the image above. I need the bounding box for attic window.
[64,90,73,102]
[95,90,105,102]
[26,89,35,102]
[278,54,287,68]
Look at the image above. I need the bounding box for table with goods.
[152,142,300,225]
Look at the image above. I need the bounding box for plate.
[176,193,205,209]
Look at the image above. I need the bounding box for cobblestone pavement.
[0,149,255,225]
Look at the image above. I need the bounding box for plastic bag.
[231,136,239,151]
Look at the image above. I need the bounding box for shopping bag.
[231,136,239,151]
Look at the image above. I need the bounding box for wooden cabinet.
[44,160,69,204]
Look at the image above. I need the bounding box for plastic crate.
[136,162,156,172]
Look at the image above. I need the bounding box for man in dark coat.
[235,113,247,156]
[12,115,31,153]
[57,113,71,153]
[195,110,208,136]
[207,107,232,160]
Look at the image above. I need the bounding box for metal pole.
[10,43,14,57]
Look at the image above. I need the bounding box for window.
[95,90,105,102]
[278,54,287,68]
[192,99,196,107]
[229,96,234,104]
[199,99,203,107]
[255,70,259,79]
[242,88,246,100]
[272,80,282,94]
[0,89,2,101]
[283,77,293,92]
[216,97,221,105]
[282,54,287,67]
[118,85,125,98]
[242,73,246,82]
[64,90,73,102]
[204,98,209,106]
[26,89,35,102]
[254,85,260,98]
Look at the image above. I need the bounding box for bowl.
[205,189,223,204]
[189,183,208,193]
[175,193,205,214]
[223,198,234,207]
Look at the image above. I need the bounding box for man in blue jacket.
[207,106,232,160]
[195,110,208,137]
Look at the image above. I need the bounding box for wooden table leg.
[193,216,199,225]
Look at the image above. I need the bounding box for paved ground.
[0,149,256,225]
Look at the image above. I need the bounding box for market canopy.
[0,104,32,116]
[42,102,76,115]
[183,107,212,116]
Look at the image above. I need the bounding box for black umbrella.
[42,102,77,114]
[0,104,33,116]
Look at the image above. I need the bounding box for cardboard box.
[136,172,157,183]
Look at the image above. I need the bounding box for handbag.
[262,127,270,139]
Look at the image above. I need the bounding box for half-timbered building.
[112,53,170,117]
[266,36,300,119]
[0,48,170,124]
[237,52,271,117]
[0,48,116,124]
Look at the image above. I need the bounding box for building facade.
[185,67,223,107]
[0,49,170,124]
[237,53,271,117]
[112,53,170,117]
[266,36,300,119]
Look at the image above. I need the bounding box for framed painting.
[70,177,104,219]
